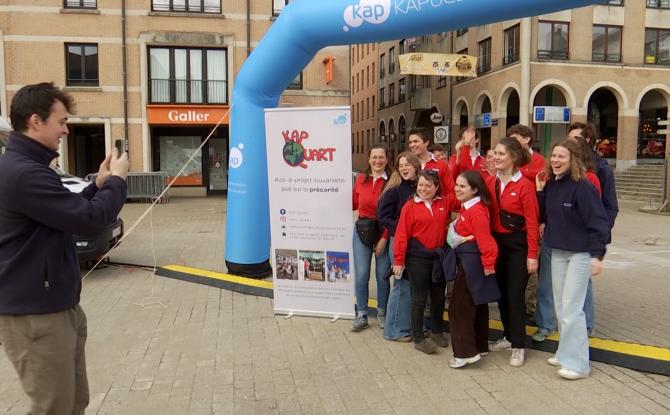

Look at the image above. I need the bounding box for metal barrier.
[86,172,169,203]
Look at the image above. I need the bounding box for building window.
[538,21,570,60]
[65,43,99,87]
[503,24,520,65]
[603,0,623,5]
[437,76,447,89]
[287,72,302,90]
[478,38,492,74]
[389,47,396,74]
[399,78,406,102]
[149,47,228,104]
[389,83,395,106]
[644,28,670,65]
[152,0,221,14]
[410,75,430,92]
[273,0,289,15]
[456,28,468,36]
[64,0,96,8]
[399,39,406,55]
[593,25,622,63]
[647,0,670,8]
[379,87,385,109]
[380,53,385,78]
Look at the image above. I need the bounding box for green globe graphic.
[283,141,305,167]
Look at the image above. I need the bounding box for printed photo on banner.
[275,249,299,280]
[326,251,350,283]
[298,250,326,282]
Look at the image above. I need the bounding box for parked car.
[0,120,124,268]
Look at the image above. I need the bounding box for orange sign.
[323,56,335,84]
[147,105,230,125]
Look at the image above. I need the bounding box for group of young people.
[351,122,616,380]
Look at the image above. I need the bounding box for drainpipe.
[122,0,129,156]
[448,31,454,157]
[519,17,531,126]
[246,0,251,57]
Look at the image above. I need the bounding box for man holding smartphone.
[0,82,128,414]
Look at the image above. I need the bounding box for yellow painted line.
[163,265,274,290]
[165,266,670,363]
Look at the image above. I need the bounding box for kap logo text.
[343,0,464,32]
[282,130,336,169]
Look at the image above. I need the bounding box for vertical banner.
[265,107,354,318]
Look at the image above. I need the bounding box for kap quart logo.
[343,0,463,32]
[282,130,336,169]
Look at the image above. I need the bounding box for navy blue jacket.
[538,175,609,258]
[444,242,501,305]
[0,132,127,314]
[593,153,618,238]
[377,179,415,237]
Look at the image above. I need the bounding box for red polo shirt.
[454,197,498,270]
[459,145,492,179]
[586,170,602,196]
[393,196,450,266]
[520,151,546,182]
[486,172,540,259]
[353,173,389,239]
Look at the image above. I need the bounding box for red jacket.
[353,173,389,239]
[394,196,450,266]
[520,151,545,182]
[486,172,540,259]
[448,154,460,182]
[454,198,498,270]
[458,145,492,180]
[586,170,602,196]
[423,156,457,210]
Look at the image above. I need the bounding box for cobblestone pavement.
[0,197,669,414]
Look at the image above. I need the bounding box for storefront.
[147,105,230,196]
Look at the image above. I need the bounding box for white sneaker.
[488,337,512,352]
[558,368,590,380]
[510,348,525,367]
[449,354,481,369]
[547,356,560,366]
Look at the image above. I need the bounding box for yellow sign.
[399,53,478,77]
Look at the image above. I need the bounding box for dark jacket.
[406,238,450,283]
[377,179,416,237]
[537,175,609,258]
[0,132,127,315]
[593,153,618,241]
[444,242,501,306]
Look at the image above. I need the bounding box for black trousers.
[406,255,446,343]
[494,232,529,348]
[448,265,489,358]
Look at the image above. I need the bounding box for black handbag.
[355,217,380,247]
[495,180,526,232]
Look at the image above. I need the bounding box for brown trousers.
[0,305,89,415]
[448,267,490,358]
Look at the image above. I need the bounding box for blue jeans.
[551,249,591,373]
[353,230,391,317]
[535,244,595,333]
[384,237,411,339]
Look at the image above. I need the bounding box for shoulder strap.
[495,178,501,206]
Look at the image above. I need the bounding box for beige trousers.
[0,305,89,415]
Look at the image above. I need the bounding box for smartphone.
[114,139,125,158]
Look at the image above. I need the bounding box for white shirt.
[463,196,481,210]
[496,171,523,193]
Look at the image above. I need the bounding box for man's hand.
[463,126,476,146]
[591,258,604,276]
[539,223,546,239]
[484,268,495,276]
[374,238,388,257]
[527,258,538,274]
[110,147,129,180]
[95,153,112,188]
[393,265,404,278]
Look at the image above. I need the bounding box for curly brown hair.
[545,140,586,182]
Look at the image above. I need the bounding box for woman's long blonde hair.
[381,151,421,198]
[545,140,586,181]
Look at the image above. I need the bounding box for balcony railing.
[150,79,228,104]
[647,0,670,8]
[538,50,569,60]
[152,0,221,14]
[64,0,97,8]
[592,52,621,63]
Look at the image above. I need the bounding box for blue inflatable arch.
[225,0,600,276]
